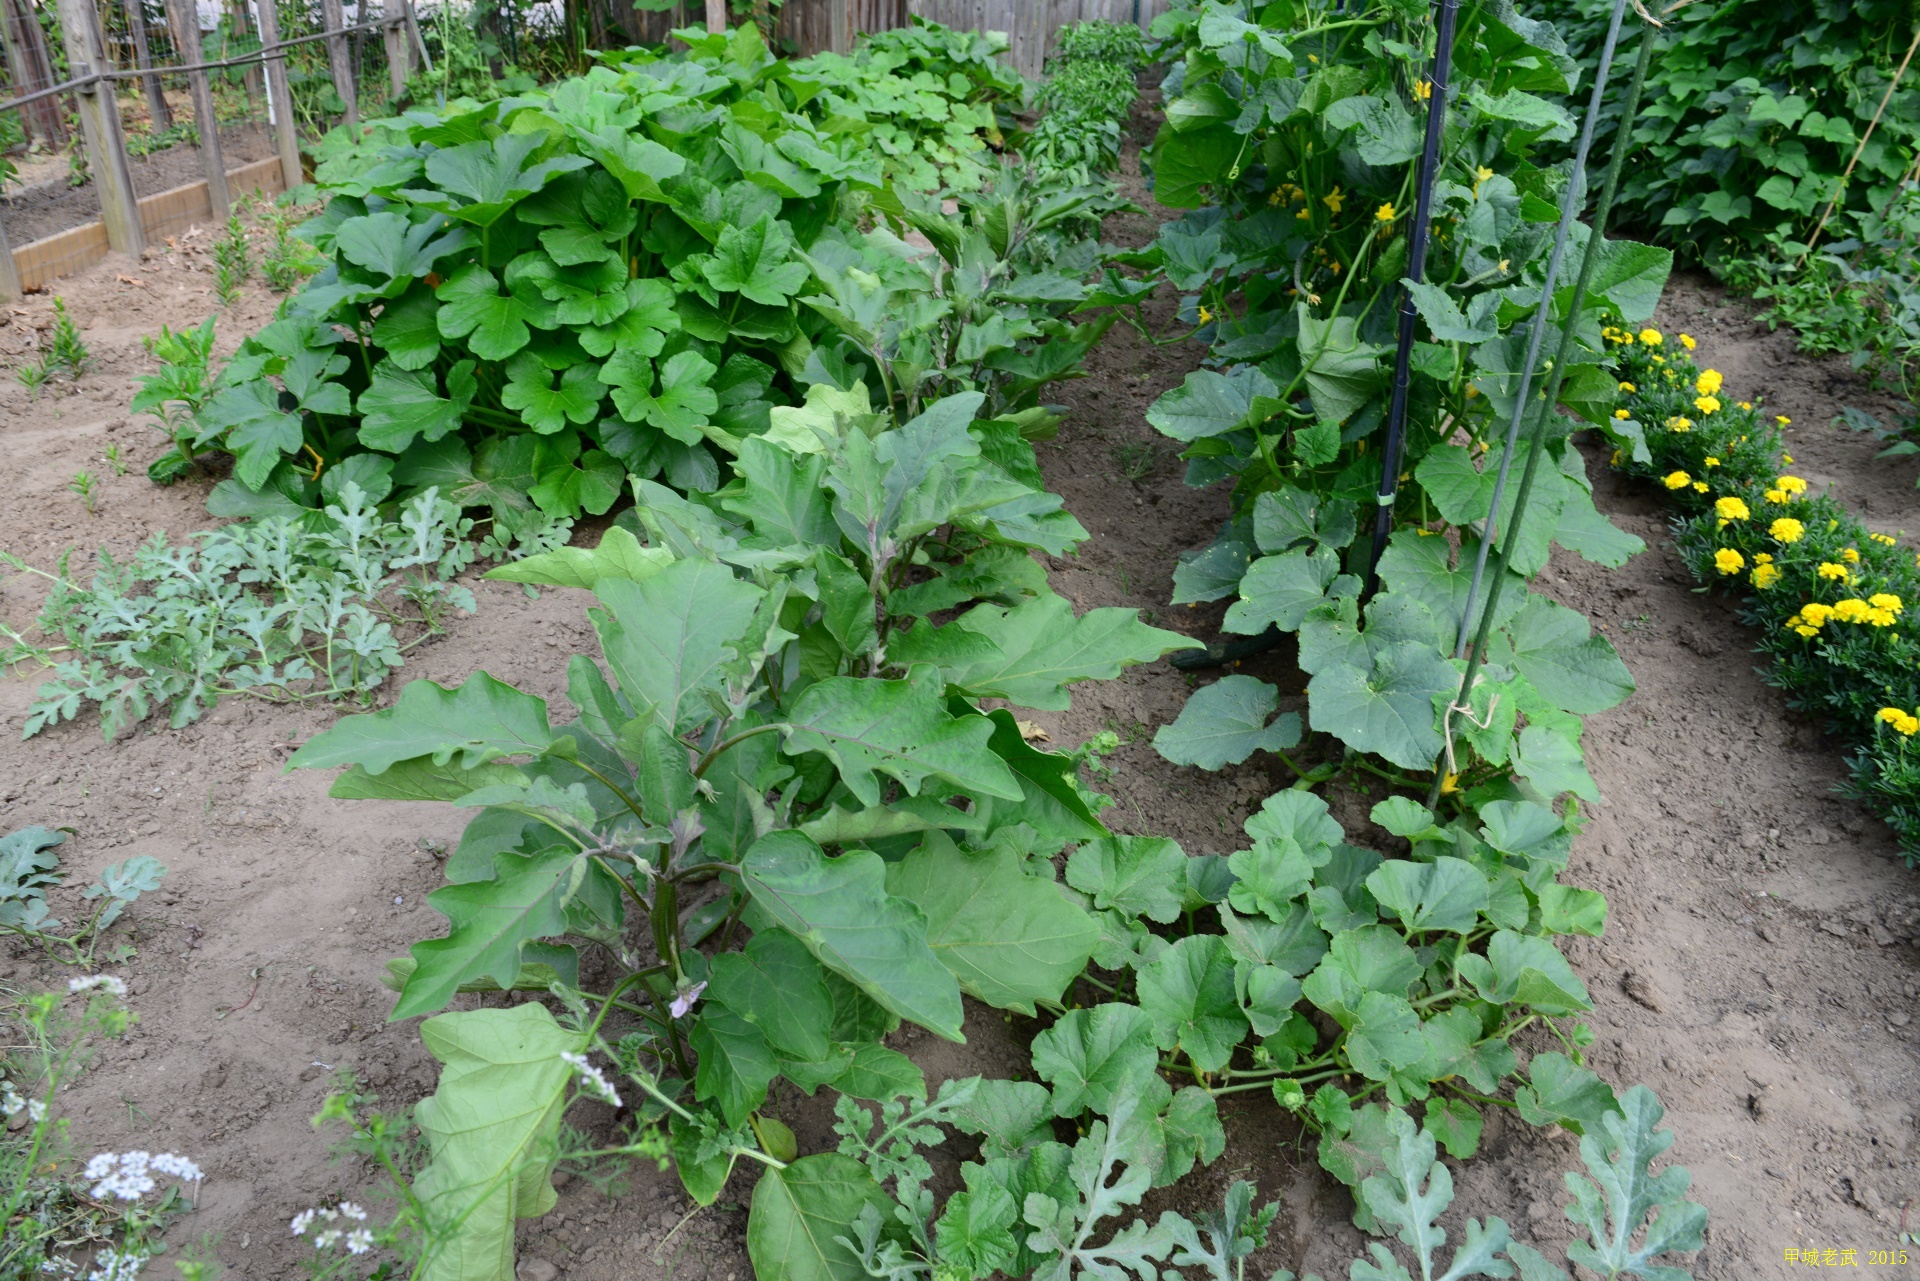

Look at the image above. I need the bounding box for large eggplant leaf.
[741,831,964,1042]
[412,1004,581,1281]
[782,665,1021,807]
[884,833,1099,1016]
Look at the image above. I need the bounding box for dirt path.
[0,121,1915,1281]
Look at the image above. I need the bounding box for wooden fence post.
[163,0,226,217]
[122,0,171,130]
[705,0,724,32]
[319,0,356,133]
[250,0,303,192]
[0,214,20,301]
[378,0,406,99]
[57,0,145,256]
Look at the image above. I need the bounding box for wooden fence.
[628,0,1170,76]
[908,0,1173,78]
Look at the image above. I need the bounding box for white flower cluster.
[291,1202,374,1253]
[84,1249,146,1281]
[68,975,128,998]
[560,1050,623,1107]
[84,1151,203,1202]
[2,1082,46,1124]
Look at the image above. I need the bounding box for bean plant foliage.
[177,21,1111,535]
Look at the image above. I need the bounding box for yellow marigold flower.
[1715,497,1750,521]
[1755,553,1773,564]
[1899,713,1920,735]
[1833,598,1871,623]
[1738,401,1753,410]
[1652,354,1667,364]
[1753,563,1781,589]
[1764,489,1787,504]
[1618,381,1636,392]
[1869,532,1897,546]
[1694,395,1722,415]
[1771,517,1805,543]
[1869,608,1899,627]
[1777,416,1791,426]
[1713,548,1745,574]
[1793,624,1819,637]
[1639,328,1663,345]
[1800,602,1833,626]
[1870,592,1903,613]
[1324,186,1345,213]
[1817,561,1850,581]
[1680,333,1697,350]
[1776,475,1807,494]
[1696,370,1723,395]
[1667,416,1692,433]
[1614,408,1632,420]
[1693,481,1708,492]
[1841,547,1859,563]
[1704,456,1720,467]
[1782,453,1793,462]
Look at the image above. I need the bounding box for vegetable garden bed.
[0,18,1918,1281]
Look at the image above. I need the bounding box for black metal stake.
[1361,0,1461,598]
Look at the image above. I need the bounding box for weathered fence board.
[907,0,1170,77]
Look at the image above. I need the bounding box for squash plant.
[180,23,1109,534]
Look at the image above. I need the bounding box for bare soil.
[0,116,1916,1281]
[2,119,278,247]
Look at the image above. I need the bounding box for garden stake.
[1428,0,1657,809]
[1362,0,1461,599]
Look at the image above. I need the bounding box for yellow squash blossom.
[1375,202,1396,223]
[1771,517,1805,542]
[1713,548,1744,574]
[1324,187,1345,213]
[1413,78,1432,100]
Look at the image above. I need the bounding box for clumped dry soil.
[0,116,1916,1281]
